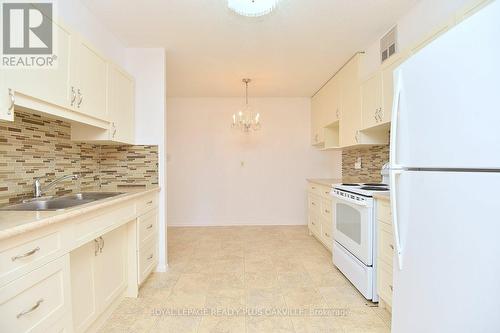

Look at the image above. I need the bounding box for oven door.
[333,196,373,266]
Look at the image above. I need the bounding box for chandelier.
[228,0,281,17]
[232,78,261,133]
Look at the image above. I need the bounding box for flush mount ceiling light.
[228,0,281,17]
[232,78,261,133]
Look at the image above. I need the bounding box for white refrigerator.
[389,1,500,332]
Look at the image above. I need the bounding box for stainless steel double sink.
[0,192,124,211]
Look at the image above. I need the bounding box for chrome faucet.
[33,174,80,198]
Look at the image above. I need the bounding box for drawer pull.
[311,202,316,206]
[147,254,154,260]
[312,186,316,190]
[17,299,43,319]
[389,285,393,291]
[11,247,40,261]
[324,209,330,214]
[146,200,153,205]
[389,244,394,250]
[312,222,316,225]
[146,224,153,229]
[325,232,330,237]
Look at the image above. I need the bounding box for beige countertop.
[0,187,160,241]
[306,178,343,187]
[373,192,390,201]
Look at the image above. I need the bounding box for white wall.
[360,0,480,80]
[167,98,341,227]
[125,49,167,271]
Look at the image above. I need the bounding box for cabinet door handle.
[146,200,153,205]
[70,86,76,106]
[111,122,117,138]
[8,89,15,115]
[99,236,104,253]
[389,285,393,291]
[389,244,394,250]
[311,202,316,206]
[11,246,40,261]
[311,222,316,225]
[94,239,99,256]
[17,299,44,319]
[147,254,154,260]
[146,224,153,229]
[325,209,330,214]
[325,232,330,237]
[77,89,83,107]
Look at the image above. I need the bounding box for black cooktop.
[361,186,389,191]
[342,183,360,186]
[364,183,388,186]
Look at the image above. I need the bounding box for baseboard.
[167,221,307,227]
[155,264,167,272]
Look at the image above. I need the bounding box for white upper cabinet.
[0,17,136,143]
[339,54,363,147]
[108,65,135,144]
[361,71,383,129]
[311,90,325,146]
[1,20,73,120]
[71,36,108,120]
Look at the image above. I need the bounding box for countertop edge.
[0,187,160,241]
[306,178,342,187]
[373,192,390,201]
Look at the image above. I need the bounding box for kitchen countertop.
[0,187,160,241]
[306,178,343,187]
[373,192,390,201]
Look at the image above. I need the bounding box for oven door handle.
[331,193,368,207]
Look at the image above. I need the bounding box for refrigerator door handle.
[390,169,404,270]
[390,69,403,169]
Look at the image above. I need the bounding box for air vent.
[380,26,397,63]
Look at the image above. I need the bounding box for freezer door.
[391,1,500,169]
[391,170,500,333]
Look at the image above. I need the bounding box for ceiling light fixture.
[232,78,261,133]
[228,0,281,17]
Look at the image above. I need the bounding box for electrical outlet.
[354,157,362,170]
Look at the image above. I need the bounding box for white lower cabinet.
[0,191,159,333]
[71,225,127,333]
[307,182,334,252]
[0,255,72,333]
[376,197,393,311]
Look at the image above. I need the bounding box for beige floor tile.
[102,226,392,332]
[197,316,246,333]
[246,316,295,333]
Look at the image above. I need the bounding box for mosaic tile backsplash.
[342,145,390,183]
[0,110,158,205]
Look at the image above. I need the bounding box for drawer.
[0,255,71,333]
[308,213,321,238]
[307,182,321,195]
[320,217,333,251]
[138,238,157,285]
[138,209,158,246]
[308,194,321,214]
[320,198,333,221]
[319,185,333,199]
[377,260,393,306]
[74,203,135,245]
[0,231,62,287]
[377,199,392,225]
[378,222,394,266]
[136,194,158,216]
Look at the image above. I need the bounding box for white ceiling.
[82,0,417,97]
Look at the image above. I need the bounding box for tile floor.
[99,226,391,332]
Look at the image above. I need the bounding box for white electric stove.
[330,183,389,301]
